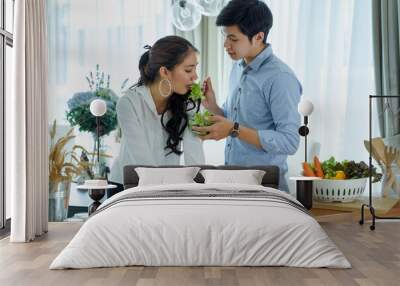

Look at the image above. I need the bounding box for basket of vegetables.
[303,156,382,203]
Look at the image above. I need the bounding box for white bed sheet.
[50,183,351,269]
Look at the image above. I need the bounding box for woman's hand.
[201,77,221,115]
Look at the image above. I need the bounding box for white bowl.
[313,178,368,203]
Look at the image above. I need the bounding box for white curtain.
[174,16,232,165]
[172,0,374,191]
[10,0,49,242]
[263,0,374,192]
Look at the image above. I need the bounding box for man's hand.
[201,77,224,116]
[192,115,263,149]
[192,115,233,141]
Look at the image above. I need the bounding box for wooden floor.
[0,219,399,286]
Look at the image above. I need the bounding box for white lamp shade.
[172,0,202,31]
[90,99,107,117]
[197,0,223,16]
[298,98,314,116]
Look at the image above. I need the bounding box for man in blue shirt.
[192,0,302,192]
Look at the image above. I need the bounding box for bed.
[50,165,351,269]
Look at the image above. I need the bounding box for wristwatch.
[230,122,240,138]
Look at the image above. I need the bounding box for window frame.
[0,0,13,233]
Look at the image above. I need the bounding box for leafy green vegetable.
[320,157,340,179]
[320,156,382,182]
[188,82,205,101]
[188,110,213,136]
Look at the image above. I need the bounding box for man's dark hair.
[216,0,273,43]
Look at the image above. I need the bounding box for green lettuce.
[188,82,205,101]
[320,156,382,182]
[189,110,213,136]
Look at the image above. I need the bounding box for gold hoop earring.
[159,79,172,98]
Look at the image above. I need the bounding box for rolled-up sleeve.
[258,72,302,155]
[221,101,227,117]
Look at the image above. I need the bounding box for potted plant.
[49,120,89,221]
[66,64,120,137]
[65,64,127,178]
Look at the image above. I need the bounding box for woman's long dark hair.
[133,36,200,156]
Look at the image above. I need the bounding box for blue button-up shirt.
[222,45,302,192]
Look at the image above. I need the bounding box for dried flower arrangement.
[49,120,90,189]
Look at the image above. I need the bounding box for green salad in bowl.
[189,110,213,136]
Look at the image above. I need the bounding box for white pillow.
[135,167,201,186]
[200,169,266,185]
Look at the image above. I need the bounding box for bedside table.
[77,184,117,215]
[289,176,321,210]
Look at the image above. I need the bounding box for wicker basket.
[312,178,368,203]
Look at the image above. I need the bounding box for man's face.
[222,25,254,61]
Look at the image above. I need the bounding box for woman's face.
[170,50,199,95]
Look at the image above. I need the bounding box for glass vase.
[92,134,108,179]
[49,180,71,222]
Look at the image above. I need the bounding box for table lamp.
[298,98,314,162]
[89,99,107,178]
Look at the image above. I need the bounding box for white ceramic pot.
[313,178,368,203]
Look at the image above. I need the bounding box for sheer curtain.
[10,0,49,242]
[372,0,400,139]
[46,1,173,208]
[264,0,374,192]
[47,0,173,124]
[174,17,232,165]
[175,0,373,177]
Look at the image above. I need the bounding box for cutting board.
[313,197,399,215]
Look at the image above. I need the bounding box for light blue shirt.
[223,45,302,192]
